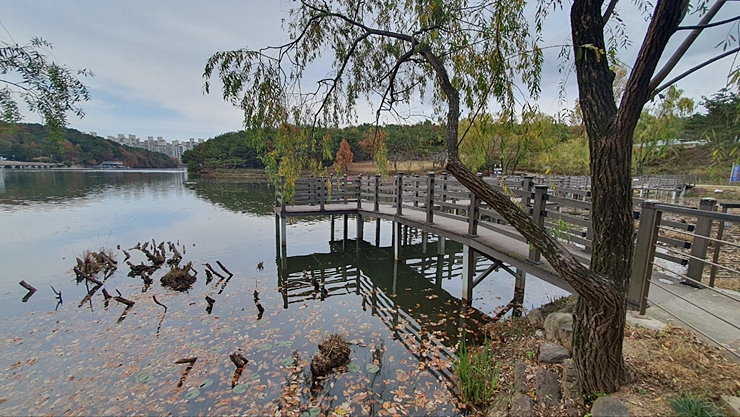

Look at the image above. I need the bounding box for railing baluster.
[687,198,717,282]
[426,172,435,224]
[467,173,481,237]
[356,174,362,209]
[628,201,662,314]
[374,173,380,212]
[414,174,420,207]
[319,176,325,211]
[528,184,549,263]
[343,174,348,205]
[396,172,404,216]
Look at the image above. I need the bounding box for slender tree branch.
[653,46,740,95]
[310,32,371,126]
[677,14,740,30]
[649,0,726,92]
[602,0,619,23]
[376,49,416,120]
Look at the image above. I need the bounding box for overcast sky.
[3,1,739,141]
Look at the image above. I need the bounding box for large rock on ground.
[538,342,571,364]
[590,395,630,417]
[513,361,528,394]
[544,312,573,347]
[535,368,562,407]
[527,308,544,327]
[562,359,585,416]
[508,393,533,417]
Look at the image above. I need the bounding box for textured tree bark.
[440,0,687,394]
[568,0,688,394]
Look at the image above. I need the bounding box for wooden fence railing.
[277,173,736,312]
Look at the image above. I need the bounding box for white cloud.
[2,0,739,140]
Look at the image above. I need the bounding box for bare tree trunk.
[567,0,688,394]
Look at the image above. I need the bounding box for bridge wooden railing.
[277,172,736,310]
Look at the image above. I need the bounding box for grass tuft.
[453,338,499,407]
[670,395,725,417]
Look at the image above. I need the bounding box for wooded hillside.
[0,123,178,168]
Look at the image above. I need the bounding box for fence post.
[343,174,348,204]
[441,172,448,203]
[686,198,717,283]
[319,176,326,211]
[356,174,363,210]
[374,173,380,212]
[709,203,731,287]
[523,175,534,210]
[426,172,435,224]
[467,173,481,237]
[528,184,549,263]
[628,201,662,314]
[396,172,404,216]
[413,174,420,207]
[279,176,286,212]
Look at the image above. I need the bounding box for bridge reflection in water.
[275,234,499,385]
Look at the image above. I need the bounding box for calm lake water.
[0,169,567,416]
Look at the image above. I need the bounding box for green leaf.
[185,389,200,399]
[347,362,361,373]
[282,357,295,366]
[232,384,247,394]
[135,370,154,383]
[366,363,380,373]
[199,378,214,388]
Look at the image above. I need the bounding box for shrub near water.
[453,338,500,407]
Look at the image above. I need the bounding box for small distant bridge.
[1,161,59,169]
[274,173,740,356]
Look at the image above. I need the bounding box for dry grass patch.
[617,323,740,416]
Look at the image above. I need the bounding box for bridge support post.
[375,219,381,247]
[393,222,402,260]
[280,217,287,247]
[437,235,445,255]
[343,214,349,242]
[461,246,475,305]
[513,268,526,318]
[356,214,364,242]
[422,232,428,254]
[330,215,335,241]
[435,254,444,287]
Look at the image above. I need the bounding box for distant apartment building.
[100,133,205,160]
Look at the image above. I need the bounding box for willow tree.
[205,0,736,394]
[1,37,91,139]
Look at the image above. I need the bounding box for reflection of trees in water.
[0,170,186,207]
[187,180,274,216]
